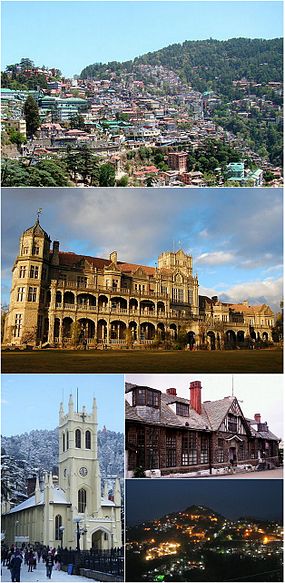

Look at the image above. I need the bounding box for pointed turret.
[68,394,74,415]
[59,401,64,422]
[35,475,41,505]
[114,478,121,506]
[103,481,109,499]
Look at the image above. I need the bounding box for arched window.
[66,430,69,449]
[55,514,62,540]
[85,430,91,449]
[78,488,87,513]
[75,429,81,448]
[62,433,65,452]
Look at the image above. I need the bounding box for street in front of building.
[1,560,100,582]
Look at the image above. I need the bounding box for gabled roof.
[5,487,69,515]
[126,385,277,439]
[201,397,236,431]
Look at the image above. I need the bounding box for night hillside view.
[126,480,283,582]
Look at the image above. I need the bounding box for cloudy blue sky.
[1,374,124,435]
[2,1,283,77]
[1,188,283,311]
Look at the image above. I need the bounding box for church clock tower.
[58,394,101,517]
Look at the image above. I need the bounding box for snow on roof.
[101,497,115,507]
[7,487,69,515]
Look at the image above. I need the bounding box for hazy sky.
[1,1,283,77]
[1,374,124,435]
[125,373,283,437]
[2,188,283,310]
[126,480,283,524]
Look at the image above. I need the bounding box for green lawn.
[1,349,282,374]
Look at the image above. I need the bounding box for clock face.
[79,466,88,477]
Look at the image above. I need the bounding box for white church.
[2,395,122,550]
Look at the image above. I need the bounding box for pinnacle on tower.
[68,394,74,414]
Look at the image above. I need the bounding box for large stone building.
[3,217,275,348]
[2,396,122,550]
[125,381,280,477]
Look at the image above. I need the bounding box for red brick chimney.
[190,381,202,414]
[254,413,261,424]
[166,388,177,396]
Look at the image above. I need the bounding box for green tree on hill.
[24,95,40,138]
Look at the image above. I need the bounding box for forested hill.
[1,428,124,506]
[80,37,283,93]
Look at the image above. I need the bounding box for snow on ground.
[1,560,101,582]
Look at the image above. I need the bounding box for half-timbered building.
[125,381,279,476]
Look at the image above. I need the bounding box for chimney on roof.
[51,240,59,265]
[190,380,202,415]
[166,388,177,396]
[254,413,261,424]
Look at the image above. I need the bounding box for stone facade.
[3,218,274,348]
[2,396,122,550]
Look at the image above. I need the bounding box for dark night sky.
[126,480,283,525]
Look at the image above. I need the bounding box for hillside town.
[1,59,283,187]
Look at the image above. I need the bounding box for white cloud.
[200,277,283,312]
[196,251,235,265]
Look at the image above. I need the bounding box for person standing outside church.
[46,552,54,579]
[10,549,22,582]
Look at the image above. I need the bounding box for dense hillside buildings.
[2,396,122,549]
[125,381,280,476]
[3,217,275,349]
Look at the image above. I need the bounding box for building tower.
[3,213,51,345]
[59,394,101,517]
[59,395,122,550]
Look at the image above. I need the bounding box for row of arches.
[202,329,269,350]
[52,317,178,343]
[62,429,91,451]
[52,291,167,314]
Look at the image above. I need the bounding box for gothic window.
[182,433,197,465]
[78,488,87,513]
[201,436,209,464]
[17,287,25,302]
[30,265,39,279]
[28,287,37,302]
[19,266,26,278]
[66,431,69,449]
[85,430,91,449]
[55,515,62,541]
[32,245,39,255]
[166,432,176,467]
[14,314,22,337]
[75,429,81,448]
[63,433,65,452]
